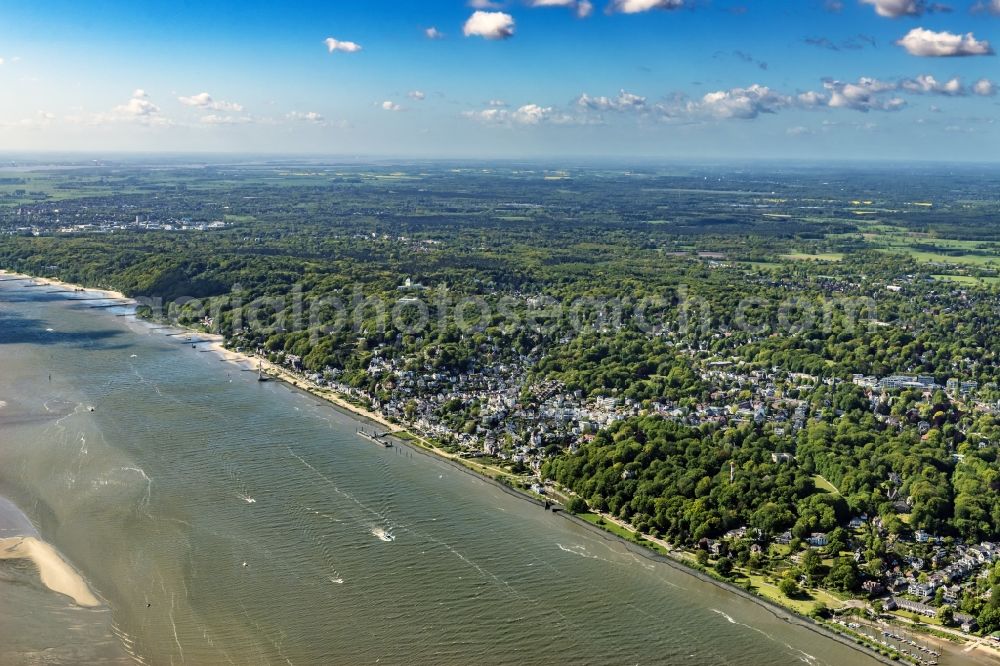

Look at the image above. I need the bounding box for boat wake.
[238,493,256,504]
[556,543,616,566]
[712,608,781,646]
[372,527,395,542]
[711,608,737,624]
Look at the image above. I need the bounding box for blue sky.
[0,0,998,159]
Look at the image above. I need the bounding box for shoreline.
[0,270,934,665]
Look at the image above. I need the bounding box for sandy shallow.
[0,536,101,607]
[0,270,130,302]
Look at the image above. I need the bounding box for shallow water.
[0,279,895,665]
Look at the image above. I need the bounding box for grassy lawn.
[813,474,841,495]
[932,274,1000,285]
[742,573,845,615]
[742,261,783,270]
[573,512,673,557]
[877,248,1000,266]
[576,512,638,540]
[781,253,845,262]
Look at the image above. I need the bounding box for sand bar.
[0,536,101,607]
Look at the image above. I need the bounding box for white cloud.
[469,0,505,7]
[512,104,553,124]
[463,103,572,125]
[823,77,906,112]
[463,11,515,39]
[786,126,814,136]
[576,89,647,112]
[897,28,994,57]
[287,111,327,124]
[609,0,684,14]
[2,111,56,129]
[324,37,363,54]
[114,89,161,118]
[465,73,999,132]
[530,0,594,17]
[178,92,244,112]
[797,90,828,108]
[0,58,4,66]
[425,27,445,40]
[487,99,508,107]
[199,114,253,125]
[694,84,789,119]
[900,74,963,95]
[381,100,403,112]
[973,78,997,96]
[860,0,925,17]
[408,90,426,101]
[77,89,172,127]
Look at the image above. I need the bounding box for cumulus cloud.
[84,89,172,126]
[897,28,993,57]
[463,103,573,125]
[381,100,403,112]
[469,71,999,131]
[797,90,828,108]
[640,85,791,121]
[199,114,253,125]
[693,84,789,119]
[464,11,515,39]
[973,78,997,96]
[900,74,963,95]
[576,89,647,112]
[425,27,445,39]
[860,0,926,17]
[530,0,594,17]
[324,37,363,53]
[408,90,426,101]
[609,0,684,14]
[287,111,326,124]
[114,89,161,118]
[178,92,243,112]
[822,77,906,112]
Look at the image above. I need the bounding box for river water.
[0,279,892,665]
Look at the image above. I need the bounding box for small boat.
[257,362,269,382]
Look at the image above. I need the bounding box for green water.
[0,280,892,665]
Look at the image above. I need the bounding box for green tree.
[825,557,860,592]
